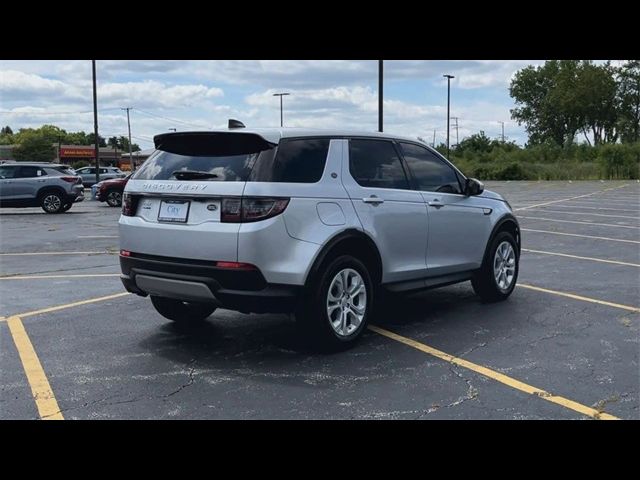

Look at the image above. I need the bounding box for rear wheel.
[297,255,373,351]
[150,296,216,324]
[40,192,64,214]
[471,231,519,302]
[106,190,122,207]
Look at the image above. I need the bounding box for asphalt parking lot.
[1,180,638,420]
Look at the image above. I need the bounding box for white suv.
[119,124,520,349]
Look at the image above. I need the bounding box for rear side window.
[48,166,75,175]
[349,139,410,190]
[249,138,330,183]
[133,149,275,182]
[17,166,46,178]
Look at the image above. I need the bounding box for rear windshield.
[133,149,274,182]
[133,137,330,183]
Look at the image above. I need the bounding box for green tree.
[86,133,106,147]
[510,60,584,146]
[616,60,640,143]
[456,131,493,154]
[0,125,14,145]
[12,134,55,162]
[573,62,619,145]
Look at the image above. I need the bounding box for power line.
[132,108,208,129]
[0,107,123,116]
[451,116,459,147]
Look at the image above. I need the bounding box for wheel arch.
[481,214,521,266]
[37,185,67,199]
[305,228,383,288]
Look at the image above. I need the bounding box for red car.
[95,174,131,207]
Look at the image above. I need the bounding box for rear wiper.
[172,170,219,180]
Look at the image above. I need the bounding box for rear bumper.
[120,253,301,313]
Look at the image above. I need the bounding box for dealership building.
[0,144,154,170]
[56,145,154,171]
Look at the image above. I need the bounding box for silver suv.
[0,163,84,213]
[119,126,520,349]
[75,166,126,187]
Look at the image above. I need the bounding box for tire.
[106,190,122,207]
[471,231,519,302]
[61,203,72,212]
[40,192,64,214]
[296,255,373,351]
[150,296,216,324]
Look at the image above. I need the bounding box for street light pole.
[92,60,100,185]
[378,60,383,132]
[122,107,134,171]
[168,128,177,132]
[273,92,290,127]
[443,74,455,159]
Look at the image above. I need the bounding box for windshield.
[133,148,276,182]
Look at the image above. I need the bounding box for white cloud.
[98,81,223,108]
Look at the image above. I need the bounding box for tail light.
[60,176,80,183]
[122,192,139,216]
[221,197,289,223]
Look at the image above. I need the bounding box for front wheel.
[106,190,122,207]
[472,231,519,302]
[297,255,373,351]
[150,296,216,324]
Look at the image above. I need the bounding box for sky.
[0,60,550,149]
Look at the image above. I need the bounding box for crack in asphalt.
[165,359,197,397]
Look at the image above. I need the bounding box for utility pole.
[122,107,134,171]
[92,60,100,185]
[443,74,455,158]
[498,121,505,143]
[451,117,459,148]
[432,129,436,148]
[58,135,62,162]
[113,142,118,168]
[378,60,383,132]
[272,92,290,127]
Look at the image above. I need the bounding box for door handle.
[362,195,384,205]
[428,200,444,208]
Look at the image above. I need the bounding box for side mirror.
[465,178,484,196]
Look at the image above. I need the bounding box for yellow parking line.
[534,209,640,220]
[0,251,115,256]
[521,228,640,244]
[369,325,618,420]
[0,274,121,280]
[6,316,63,420]
[519,216,640,230]
[514,184,630,211]
[17,292,130,318]
[518,284,640,313]
[521,248,640,268]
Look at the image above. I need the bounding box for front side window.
[399,142,462,194]
[249,138,330,183]
[349,139,410,190]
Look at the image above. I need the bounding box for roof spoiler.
[153,131,276,157]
